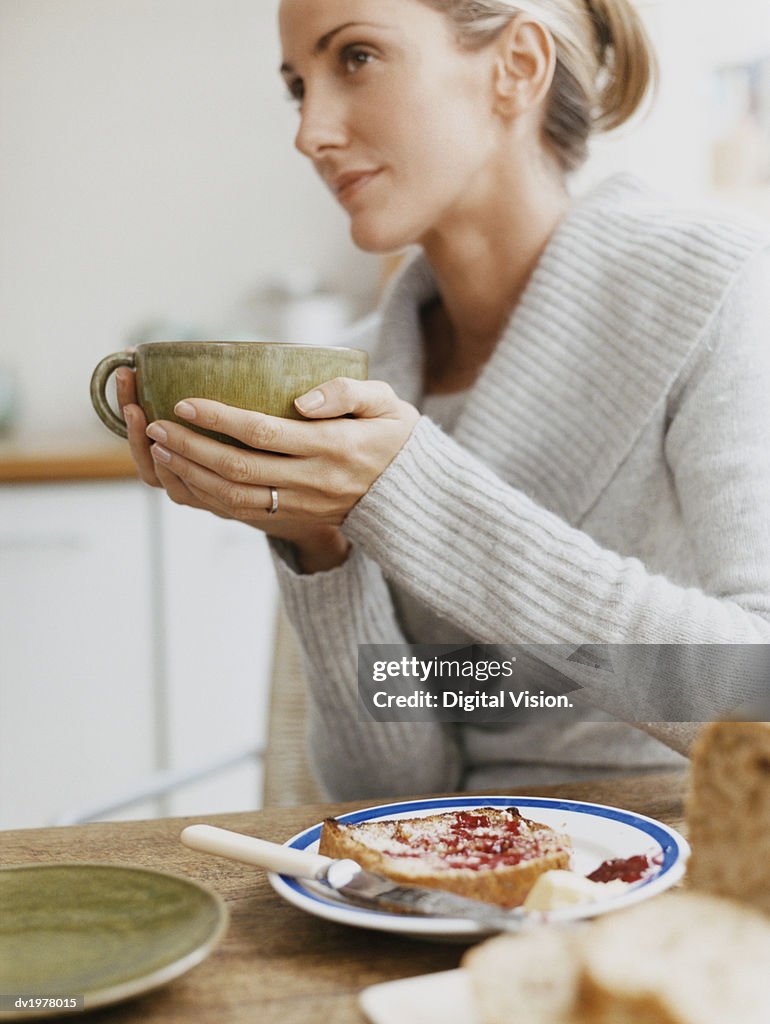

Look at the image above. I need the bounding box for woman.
[118,0,770,798]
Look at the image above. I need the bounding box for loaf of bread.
[464,892,770,1024]
[318,807,571,908]
[686,720,770,913]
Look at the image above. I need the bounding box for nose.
[293,85,348,161]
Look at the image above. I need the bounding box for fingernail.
[175,401,196,420]
[295,389,324,413]
[123,406,133,427]
[151,444,171,463]
[146,423,167,444]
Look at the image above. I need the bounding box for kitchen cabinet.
[156,497,277,818]
[0,476,277,829]
[0,481,156,828]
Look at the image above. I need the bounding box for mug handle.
[89,351,136,439]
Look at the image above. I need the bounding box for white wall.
[0,0,381,435]
[1,1,768,437]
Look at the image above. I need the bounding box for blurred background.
[1,0,769,829]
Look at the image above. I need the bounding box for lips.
[331,169,381,203]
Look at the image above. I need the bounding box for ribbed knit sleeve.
[270,542,464,799]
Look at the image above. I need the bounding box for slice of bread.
[686,720,770,913]
[574,892,770,1024]
[318,807,571,908]
[463,928,579,1024]
[464,892,770,1024]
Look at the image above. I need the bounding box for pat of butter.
[524,870,627,911]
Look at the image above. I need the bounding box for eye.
[284,77,304,105]
[340,44,376,75]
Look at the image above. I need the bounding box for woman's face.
[278,0,502,253]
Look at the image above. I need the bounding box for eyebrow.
[280,21,390,75]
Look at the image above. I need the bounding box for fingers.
[114,367,252,519]
[153,460,208,509]
[155,466,236,522]
[172,399,325,456]
[294,378,400,420]
[113,367,160,487]
[149,444,279,519]
[145,417,311,487]
[115,367,138,411]
[123,403,165,488]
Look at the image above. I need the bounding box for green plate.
[0,864,228,1019]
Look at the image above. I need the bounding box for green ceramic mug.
[90,340,368,446]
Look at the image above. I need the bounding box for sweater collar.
[376,174,765,523]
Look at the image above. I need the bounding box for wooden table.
[1,772,687,1024]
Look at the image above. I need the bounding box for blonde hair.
[416,0,657,172]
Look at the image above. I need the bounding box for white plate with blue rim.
[267,796,689,941]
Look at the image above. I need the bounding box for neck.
[419,162,570,388]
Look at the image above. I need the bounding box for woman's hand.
[116,366,223,511]
[115,370,419,570]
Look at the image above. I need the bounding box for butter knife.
[181,824,528,932]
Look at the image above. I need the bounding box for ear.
[492,14,557,117]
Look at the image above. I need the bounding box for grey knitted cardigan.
[272,176,770,799]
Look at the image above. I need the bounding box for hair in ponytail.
[416,0,658,172]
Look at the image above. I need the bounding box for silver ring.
[268,487,279,515]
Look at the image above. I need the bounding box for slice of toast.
[686,720,770,913]
[318,807,571,908]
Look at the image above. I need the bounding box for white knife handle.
[180,824,333,879]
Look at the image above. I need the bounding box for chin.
[349,217,419,255]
